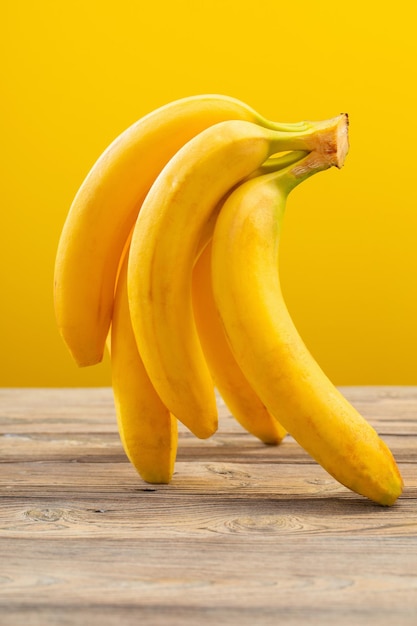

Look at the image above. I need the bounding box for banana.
[192,239,286,445]
[211,150,404,505]
[127,115,349,440]
[54,94,312,367]
[111,246,177,484]
[192,151,308,445]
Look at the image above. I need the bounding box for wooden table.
[1,387,416,625]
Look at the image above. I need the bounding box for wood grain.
[0,387,416,626]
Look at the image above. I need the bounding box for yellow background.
[2,0,417,387]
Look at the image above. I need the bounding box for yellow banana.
[211,150,404,506]
[127,115,348,439]
[192,151,307,445]
[192,239,287,445]
[111,246,177,484]
[54,94,311,367]
[110,150,305,475]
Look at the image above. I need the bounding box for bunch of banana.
[54,94,403,504]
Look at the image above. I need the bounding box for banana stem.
[256,115,313,133]
[257,151,310,174]
[268,113,349,167]
[268,115,349,195]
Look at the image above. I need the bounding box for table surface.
[1,386,416,626]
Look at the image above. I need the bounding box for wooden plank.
[1,486,417,539]
[1,605,415,626]
[1,386,417,433]
[0,387,117,433]
[0,458,415,501]
[1,430,413,464]
[1,536,417,625]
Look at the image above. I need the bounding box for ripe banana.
[192,151,308,445]
[54,94,313,367]
[193,239,286,445]
[111,246,177,483]
[211,151,404,505]
[127,115,348,439]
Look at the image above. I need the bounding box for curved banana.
[54,94,312,367]
[111,247,177,484]
[127,115,348,439]
[192,151,307,445]
[211,151,404,505]
[192,239,287,445]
